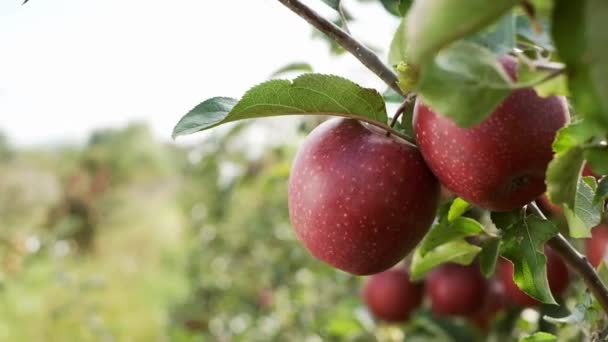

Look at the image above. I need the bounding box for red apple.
[537,193,564,217]
[426,263,487,316]
[469,277,508,331]
[288,118,440,275]
[585,223,608,267]
[363,268,424,322]
[498,247,570,307]
[413,56,570,212]
[582,164,600,179]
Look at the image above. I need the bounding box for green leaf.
[382,88,403,103]
[406,0,518,65]
[479,237,501,278]
[516,15,553,51]
[465,12,516,55]
[418,217,484,256]
[379,0,412,17]
[499,215,559,304]
[270,63,313,77]
[388,19,407,66]
[491,210,523,231]
[415,41,513,127]
[520,332,557,342]
[595,177,608,204]
[320,0,340,10]
[585,146,608,175]
[517,63,568,98]
[447,198,470,222]
[410,240,481,280]
[553,0,608,129]
[546,146,584,208]
[172,97,238,138]
[563,177,603,238]
[173,74,388,138]
[545,121,596,207]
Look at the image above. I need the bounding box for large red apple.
[413,57,570,211]
[426,263,487,316]
[362,268,424,322]
[585,223,608,267]
[498,247,570,307]
[288,118,440,275]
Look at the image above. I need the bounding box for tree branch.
[530,202,608,314]
[277,0,404,97]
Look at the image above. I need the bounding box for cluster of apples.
[362,252,570,329]
[288,56,572,276]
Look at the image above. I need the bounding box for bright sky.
[0,0,398,146]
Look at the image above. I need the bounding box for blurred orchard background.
[0,0,410,340]
[0,0,586,341]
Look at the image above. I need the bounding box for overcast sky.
[0,0,398,146]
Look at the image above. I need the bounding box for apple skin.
[362,268,424,322]
[585,223,608,267]
[288,118,440,275]
[413,56,570,212]
[583,164,600,179]
[426,263,487,316]
[537,193,564,217]
[469,277,508,331]
[498,247,570,307]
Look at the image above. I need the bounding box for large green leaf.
[415,41,513,127]
[516,15,553,51]
[553,0,608,129]
[466,12,516,56]
[410,240,481,281]
[495,214,559,304]
[406,0,518,65]
[388,19,407,66]
[173,74,388,138]
[563,177,603,238]
[546,122,595,207]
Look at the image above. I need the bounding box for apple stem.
[276,0,405,98]
[386,94,416,138]
[530,201,608,314]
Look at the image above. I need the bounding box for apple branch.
[277,0,404,97]
[530,202,608,314]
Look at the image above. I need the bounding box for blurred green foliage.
[0,121,381,341]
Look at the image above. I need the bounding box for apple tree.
[174,1,608,340]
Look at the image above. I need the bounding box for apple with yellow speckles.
[288,118,440,275]
[413,56,570,211]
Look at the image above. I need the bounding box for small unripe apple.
[426,263,487,316]
[498,247,570,307]
[585,223,608,267]
[288,118,440,275]
[413,56,570,211]
[362,268,424,322]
